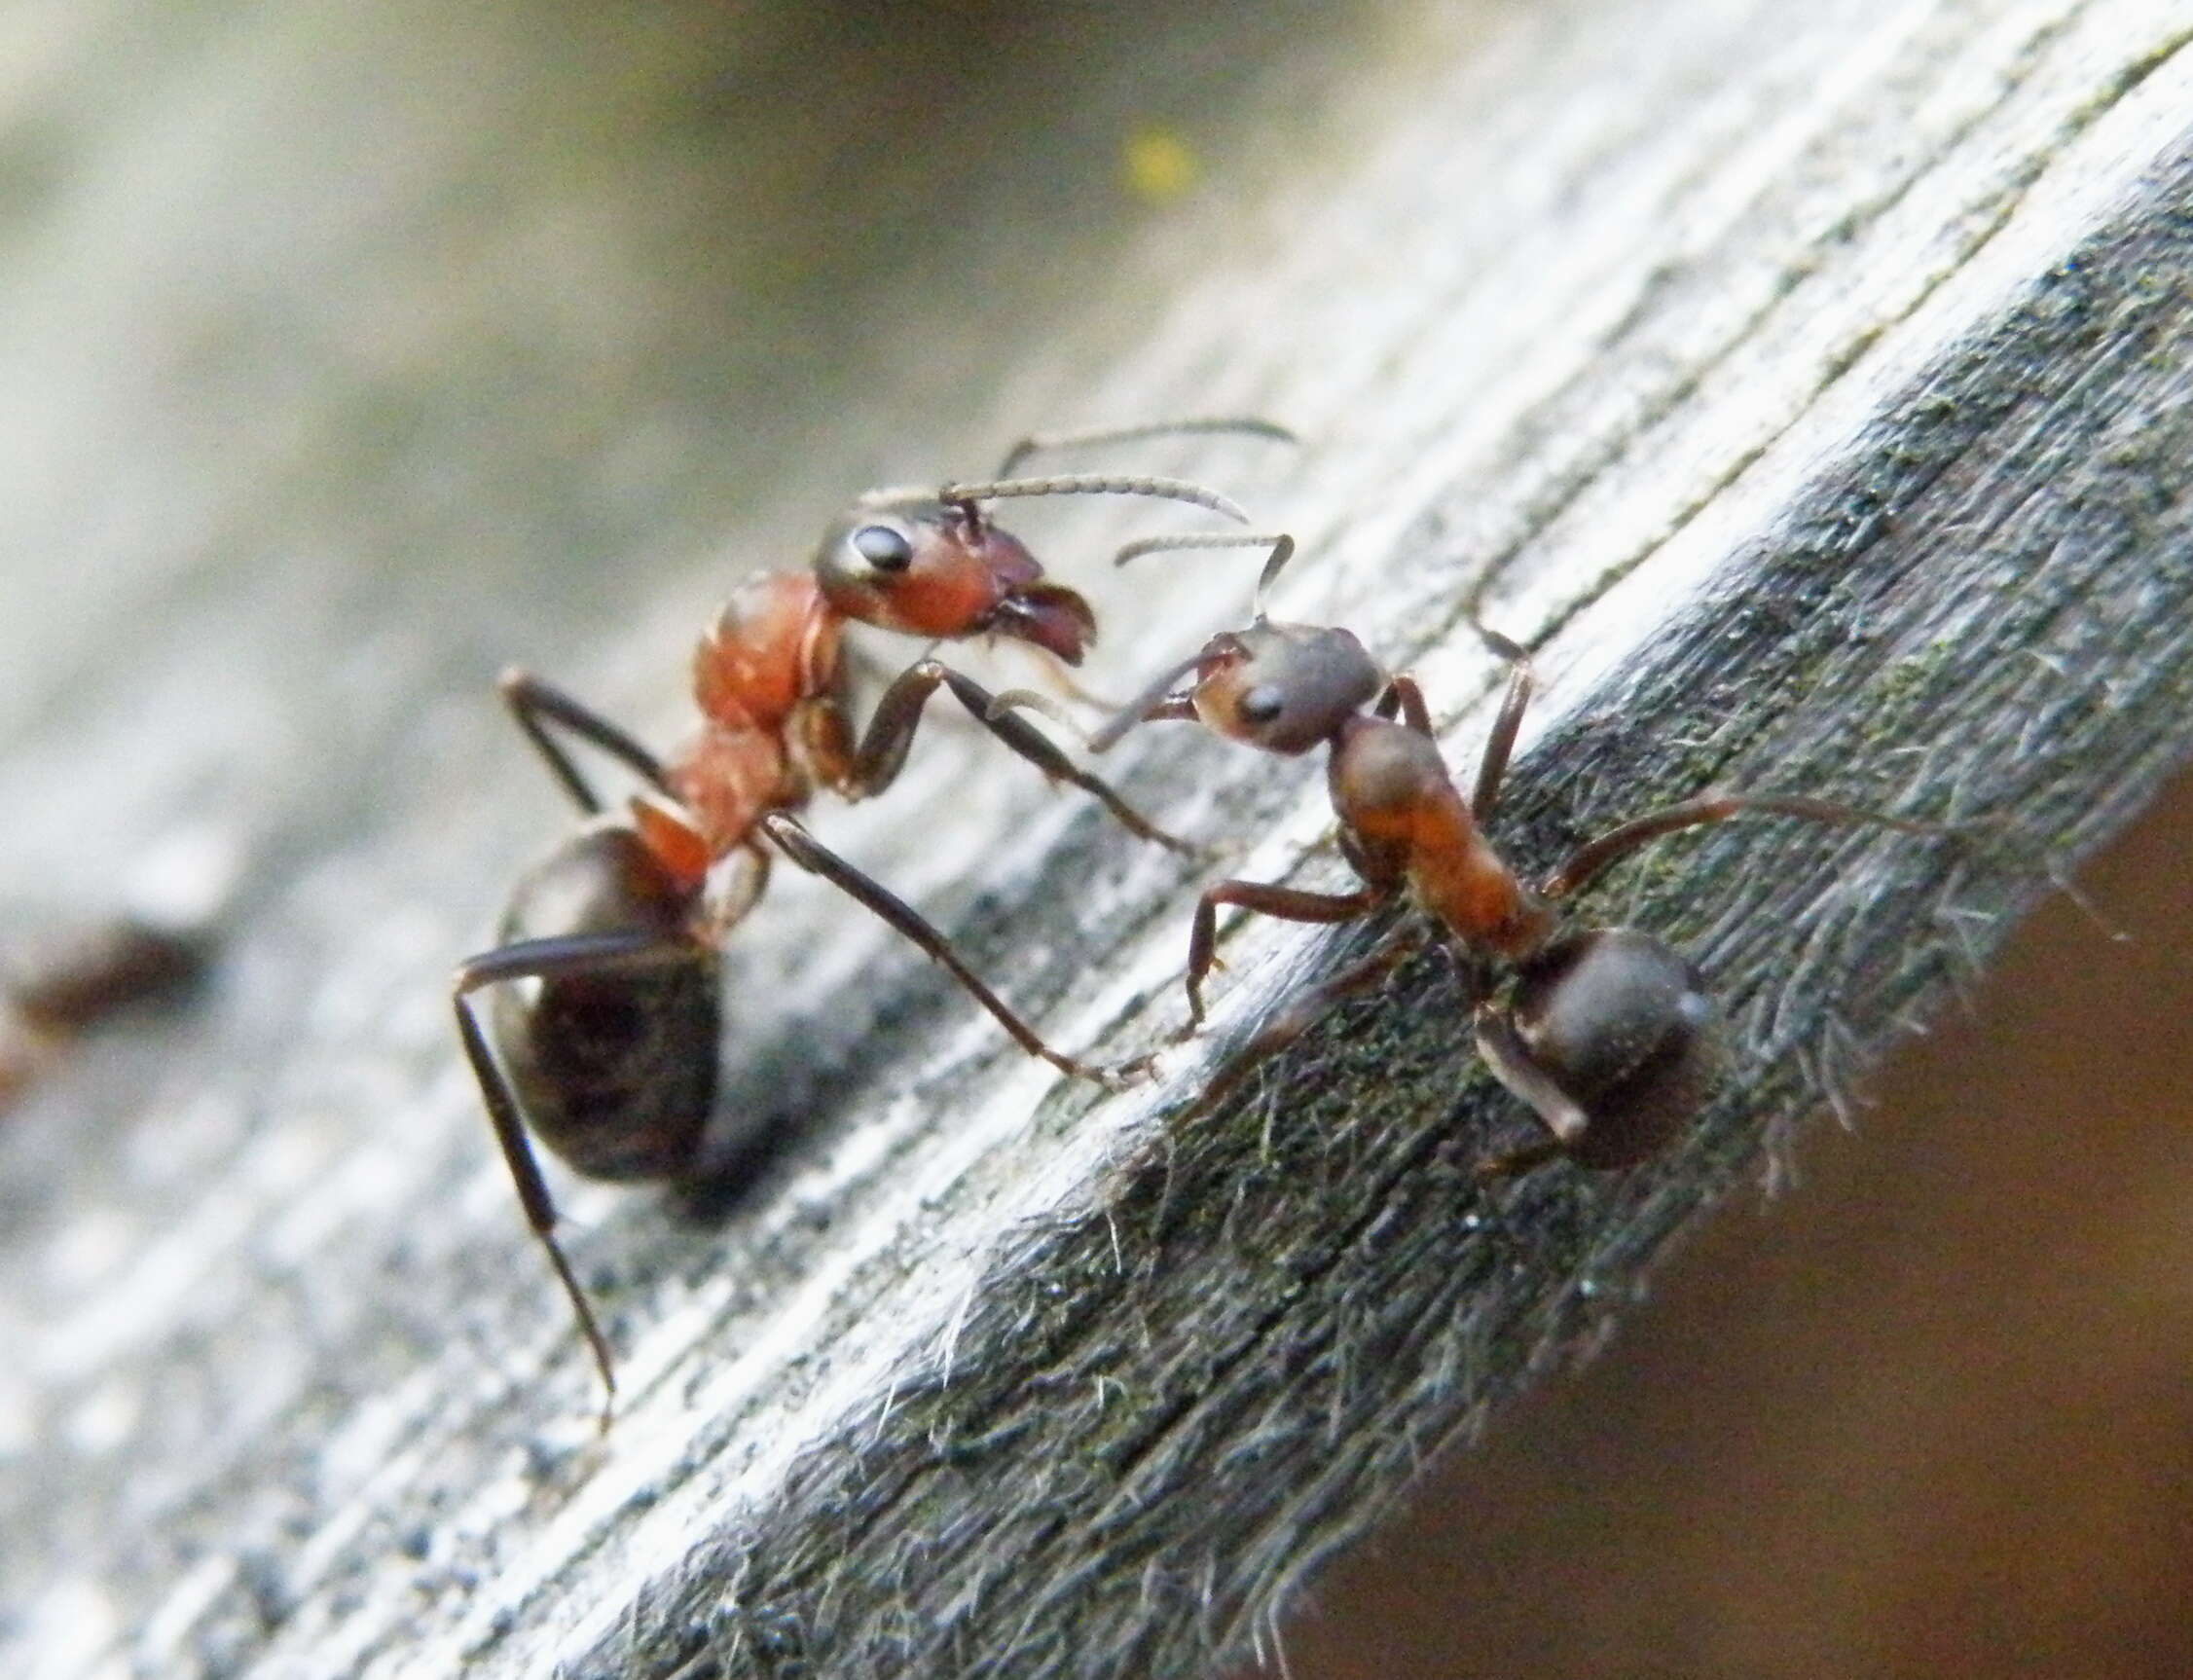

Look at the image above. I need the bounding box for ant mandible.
[1006,531,1945,1173]
[452,419,1290,1421]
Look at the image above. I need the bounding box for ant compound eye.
[851,524,915,573]
[1238,684,1286,726]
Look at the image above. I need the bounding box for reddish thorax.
[644,572,848,877]
[691,572,840,733]
[1330,713,1554,962]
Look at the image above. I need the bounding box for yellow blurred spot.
[1121,126,1199,205]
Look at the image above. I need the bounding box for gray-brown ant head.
[1191,620,1387,755]
[1477,928,1722,1168]
[814,491,1096,665]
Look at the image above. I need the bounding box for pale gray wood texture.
[4,2,2191,1676]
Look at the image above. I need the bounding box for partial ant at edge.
[452,417,1293,1423]
[1,823,238,1114]
[0,917,211,1113]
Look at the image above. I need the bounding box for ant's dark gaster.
[452,419,1290,1422]
[1017,532,1949,1177]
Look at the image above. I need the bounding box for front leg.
[1464,625,1532,823]
[1174,924,1427,1126]
[839,658,1200,855]
[1184,880,1385,1026]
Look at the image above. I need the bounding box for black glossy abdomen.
[1508,928,1722,1168]
[487,823,720,1182]
[494,959,718,1181]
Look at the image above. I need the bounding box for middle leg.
[1542,792,1945,902]
[1176,924,1429,1126]
[499,669,673,813]
[1183,880,1386,1026]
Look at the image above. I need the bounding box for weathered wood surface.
[3,2,2191,1676]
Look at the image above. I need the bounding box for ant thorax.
[1327,715,1553,962]
[671,572,853,858]
[693,572,840,734]
[666,726,796,860]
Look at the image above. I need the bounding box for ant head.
[1477,928,1722,1168]
[1191,620,1387,755]
[815,491,1096,665]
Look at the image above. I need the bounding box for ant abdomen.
[489,826,718,1183]
[1474,928,1722,1169]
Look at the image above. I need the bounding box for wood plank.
[3,2,2189,1675]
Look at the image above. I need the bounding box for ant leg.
[1371,674,1437,737]
[1472,1133,1568,1181]
[993,416,1296,478]
[703,844,772,939]
[1543,792,1945,901]
[499,670,671,814]
[1466,627,1533,824]
[1368,630,1526,817]
[1185,881,1385,1027]
[1469,1004,1590,1180]
[453,928,698,1427]
[1006,639,1129,712]
[1178,926,1428,1124]
[845,659,1202,856]
[756,811,1111,1084]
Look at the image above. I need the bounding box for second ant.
[1001,532,1950,1173]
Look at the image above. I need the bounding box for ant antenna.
[936,473,1251,526]
[1112,532,1298,619]
[995,417,1298,478]
[984,654,1206,754]
[1086,649,1209,752]
[983,686,1093,745]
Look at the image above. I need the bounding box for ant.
[452,420,1290,1420]
[0,917,210,1112]
[1001,533,1947,1173]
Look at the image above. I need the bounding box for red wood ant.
[453,421,1289,1419]
[1005,533,1946,1173]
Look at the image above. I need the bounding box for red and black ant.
[452,420,1289,1418]
[1003,533,1948,1173]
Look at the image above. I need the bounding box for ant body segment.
[1015,535,1944,1174]
[454,421,1288,1419]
